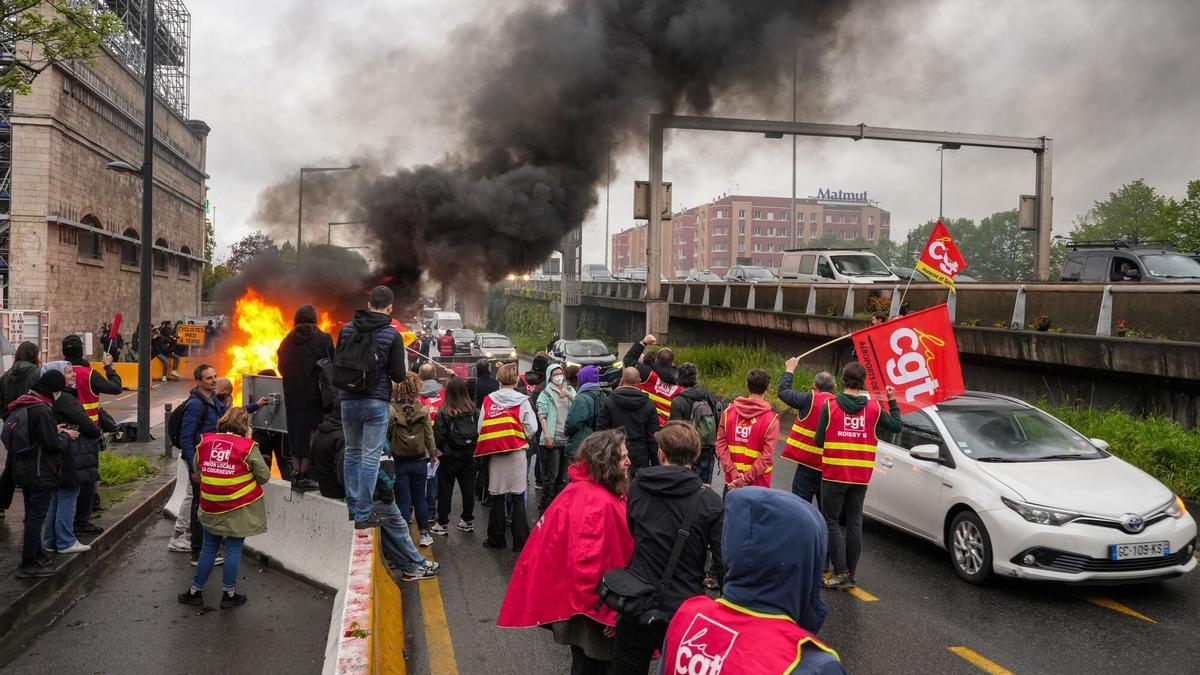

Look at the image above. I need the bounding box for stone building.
[1,0,208,352]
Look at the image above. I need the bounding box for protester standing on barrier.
[42,363,101,554]
[277,303,333,492]
[477,364,538,552]
[497,430,634,674]
[0,341,43,521]
[309,406,346,499]
[390,373,437,547]
[6,370,77,578]
[609,421,724,675]
[668,363,721,486]
[178,408,269,609]
[432,378,478,535]
[779,363,837,504]
[62,334,121,535]
[536,362,575,510]
[816,362,901,590]
[660,487,845,675]
[336,285,408,530]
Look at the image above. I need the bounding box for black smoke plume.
[249,0,852,295]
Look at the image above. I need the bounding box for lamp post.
[103,0,155,442]
[327,220,366,246]
[296,165,359,265]
[937,143,961,220]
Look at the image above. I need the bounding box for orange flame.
[223,288,333,401]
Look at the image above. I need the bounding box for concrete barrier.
[91,357,206,388]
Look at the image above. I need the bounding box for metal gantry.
[0,83,11,305]
[82,0,192,117]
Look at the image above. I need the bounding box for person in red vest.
[715,369,780,491]
[623,334,681,426]
[661,487,846,675]
[815,361,901,590]
[476,363,538,551]
[438,329,455,357]
[178,407,270,609]
[778,361,837,504]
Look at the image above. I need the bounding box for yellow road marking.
[948,647,1013,674]
[411,524,460,675]
[1085,596,1157,623]
[846,587,879,602]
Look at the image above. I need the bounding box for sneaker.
[178,589,204,606]
[58,542,91,554]
[456,519,474,533]
[400,561,441,582]
[354,513,384,530]
[844,574,857,589]
[168,371,181,382]
[418,533,433,547]
[823,573,853,590]
[220,591,248,609]
[429,523,450,536]
[190,553,225,567]
[161,376,168,383]
[167,535,191,552]
[291,477,319,492]
[74,522,104,535]
[16,564,54,579]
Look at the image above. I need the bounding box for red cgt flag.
[850,304,965,413]
[915,220,968,292]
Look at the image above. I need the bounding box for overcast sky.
[190,0,1200,266]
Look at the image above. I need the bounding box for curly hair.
[395,371,422,403]
[575,429,630,498]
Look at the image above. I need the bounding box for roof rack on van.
[781,247,874,253]
[1063,239,1177,251]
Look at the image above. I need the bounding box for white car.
[865,392,1197,584]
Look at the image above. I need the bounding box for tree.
[966,210,1034,281]
[1162,180,1200,253]
[226,231,278,271]
[0,2,123,95]
[872,239,901,266]
[202,263,233,301]
[1071,179,1171,245]
[204,218,215,264]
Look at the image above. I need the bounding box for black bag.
[597,490,703,626]
[332,327,380,394]
[167,394,199,449]
[445,411,478,454]
[1,407,33,456]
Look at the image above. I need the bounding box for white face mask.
[552,374,565,386]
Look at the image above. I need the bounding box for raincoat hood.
[545,362,564,380]
[721,487,829,633]
[576,365,600,388]
[729,396,774,419]
[287,323,318,345]
[835,392,869,414]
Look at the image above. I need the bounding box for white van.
[779,249,899,284]
[432,311,463,331]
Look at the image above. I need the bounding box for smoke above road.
[247,0,853,295]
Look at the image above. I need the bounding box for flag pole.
[897,273,916,314]
[794,333,852,362]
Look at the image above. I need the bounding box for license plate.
[1109,541,1169,560]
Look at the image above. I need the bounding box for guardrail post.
[163,403,173,457]
[888,285,901,319]
[683,285,692,305]
[774,286,784,313]
[806,285,817,315]
[842,286,856,318]
[723,284,732,308]
[1096,285,1113,336]
[1010,285,1026,330]
[702,284,711,306]
[747,285,756,310]
[640,284,648,301]
[946,289,957,322]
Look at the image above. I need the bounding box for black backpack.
[167,394,200,449]
[445,411,479,454]
[1,406,33,456]
[332,327,381,394]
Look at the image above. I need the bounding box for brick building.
[611,192,891,278]
[1,1,208,351]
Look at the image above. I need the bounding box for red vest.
[518,374,535,395]
[196,433,264,515]
[722,405,778,488]
[474,394,527,457]
[663,596,839,675]
[820,399,882,485]
[73,365,100,424]
[782,390,835,472]
[640,370,681,426]
[420,391,445,416]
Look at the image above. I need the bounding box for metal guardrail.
[510,280,1200,340]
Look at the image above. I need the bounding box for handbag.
[597,490,703,626]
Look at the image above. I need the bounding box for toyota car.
[865,392,1196,584]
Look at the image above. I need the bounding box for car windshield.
[452,330,475,340]
[1140,254,1200,278]
[744,267,776,280]
[481,338,512,349]
[564,341,610,357]
[939,407,1104,462]
[831,254,891,276]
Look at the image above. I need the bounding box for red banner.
[914,220,968,291]
[850,304,964,413]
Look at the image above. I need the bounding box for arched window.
[153,238,169,272]
[121,228,140,267]
[78,215,103,261]
[179,246,193,279]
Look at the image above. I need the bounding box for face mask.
[552,374,565,386]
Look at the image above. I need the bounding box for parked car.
[724,265,778,283]
[865,391,1196,585]
[780,249,898,283]
[1059,243,1200,282]
[619,267,647,281]
[685,270,724,282]
[471,333,518,361]
[581,264,615,281]
[548,339,618,369]
[450,328,476,355]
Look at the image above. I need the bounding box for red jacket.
[497,463,634,628]
[438,334,455,356]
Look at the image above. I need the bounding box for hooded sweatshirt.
[536,363,575,447]
[595,386,659,466]
[1,360,42,418]
[814,392,902,448]
[478,387,539,445]
[337,309,408,402]
[715,396,781,486]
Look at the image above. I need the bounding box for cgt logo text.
[675,613,738,674]
[886,327,940,403]
[210,443,233,463]
[926,238,961,276]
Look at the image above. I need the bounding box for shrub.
[1028,314,1051,331]
[992,320,1008,329]
[959,318,982,327]
[99,453,156,486]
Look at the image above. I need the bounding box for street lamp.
[937,143,961,220]
[327,220,366,246]
[297,164,359,265]
[103,0,156,442]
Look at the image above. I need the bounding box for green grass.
[99,453,157,486]
[671,343,816,413]
[510,334,546,356]
[98,485,134,511]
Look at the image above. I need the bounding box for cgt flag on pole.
[915,220,968,292]
[850,304,965,413]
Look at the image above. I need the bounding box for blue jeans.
[43,485,81,550]
[341,398,391,521]
[193,530,244,592]
[394,457,428,531]
[375,499,428,574]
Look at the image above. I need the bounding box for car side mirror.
[909,444,941,461]
[1090,438,1110,451]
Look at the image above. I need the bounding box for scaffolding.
[85,0,192,117]
[1,66,11,306]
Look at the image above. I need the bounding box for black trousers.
[74,479,98,527]
[436,460,475,526]
[22,489,52,565]
[821,481,868,575]
[570,645,607,675]
[610,614,668,675]
[486,491,528,551]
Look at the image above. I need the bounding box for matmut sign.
[816,188,868,203]
[850,304,965,413]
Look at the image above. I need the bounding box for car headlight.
[1001,497,1079,526]
[613,360,623,369]
[509,351,517,358]
[566,361,581,368]
[483,352,493,358]
[1166,495,1188,519]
